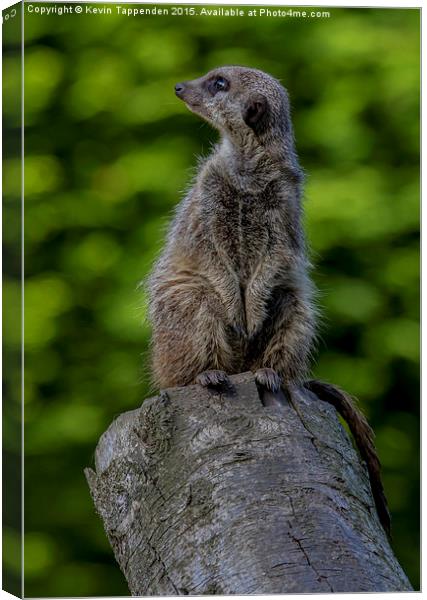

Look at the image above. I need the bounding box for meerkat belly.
[213,199,269,276]
[212,195,271,283]
[240,202,272,282]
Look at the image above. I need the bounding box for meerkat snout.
[174,82,186,97]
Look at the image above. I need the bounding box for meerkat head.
[175,66,293,144]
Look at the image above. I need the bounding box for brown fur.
[149,66,315,388]
[146,66,389,533]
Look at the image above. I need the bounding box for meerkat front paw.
[196,370,233,389]
[254,368,287,407]
[254,368,282,393]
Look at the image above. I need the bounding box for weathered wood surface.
[85,372,412,595]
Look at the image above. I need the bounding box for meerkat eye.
[214,77,229,92]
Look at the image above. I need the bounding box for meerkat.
[147,66,390,534]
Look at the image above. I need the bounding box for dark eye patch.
[206,76,230,96]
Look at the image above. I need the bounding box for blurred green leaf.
[24,533,59,576]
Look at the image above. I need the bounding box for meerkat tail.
[304,379,391,536]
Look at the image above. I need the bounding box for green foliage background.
[3,4,419,596]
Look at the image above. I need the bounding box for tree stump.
[85,372,412,594]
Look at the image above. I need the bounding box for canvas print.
[3,2,420,596]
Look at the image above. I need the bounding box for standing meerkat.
[147,66,389,533]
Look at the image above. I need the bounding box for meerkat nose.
[175,83,186,98]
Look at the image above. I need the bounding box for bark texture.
[85,372,412,595]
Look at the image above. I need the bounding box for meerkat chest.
[211,193,279,281]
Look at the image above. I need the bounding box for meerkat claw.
[196,370,234,392]
[255,368,287,407]
[254,368,282,393]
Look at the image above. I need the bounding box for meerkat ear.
[242,94,268,132]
